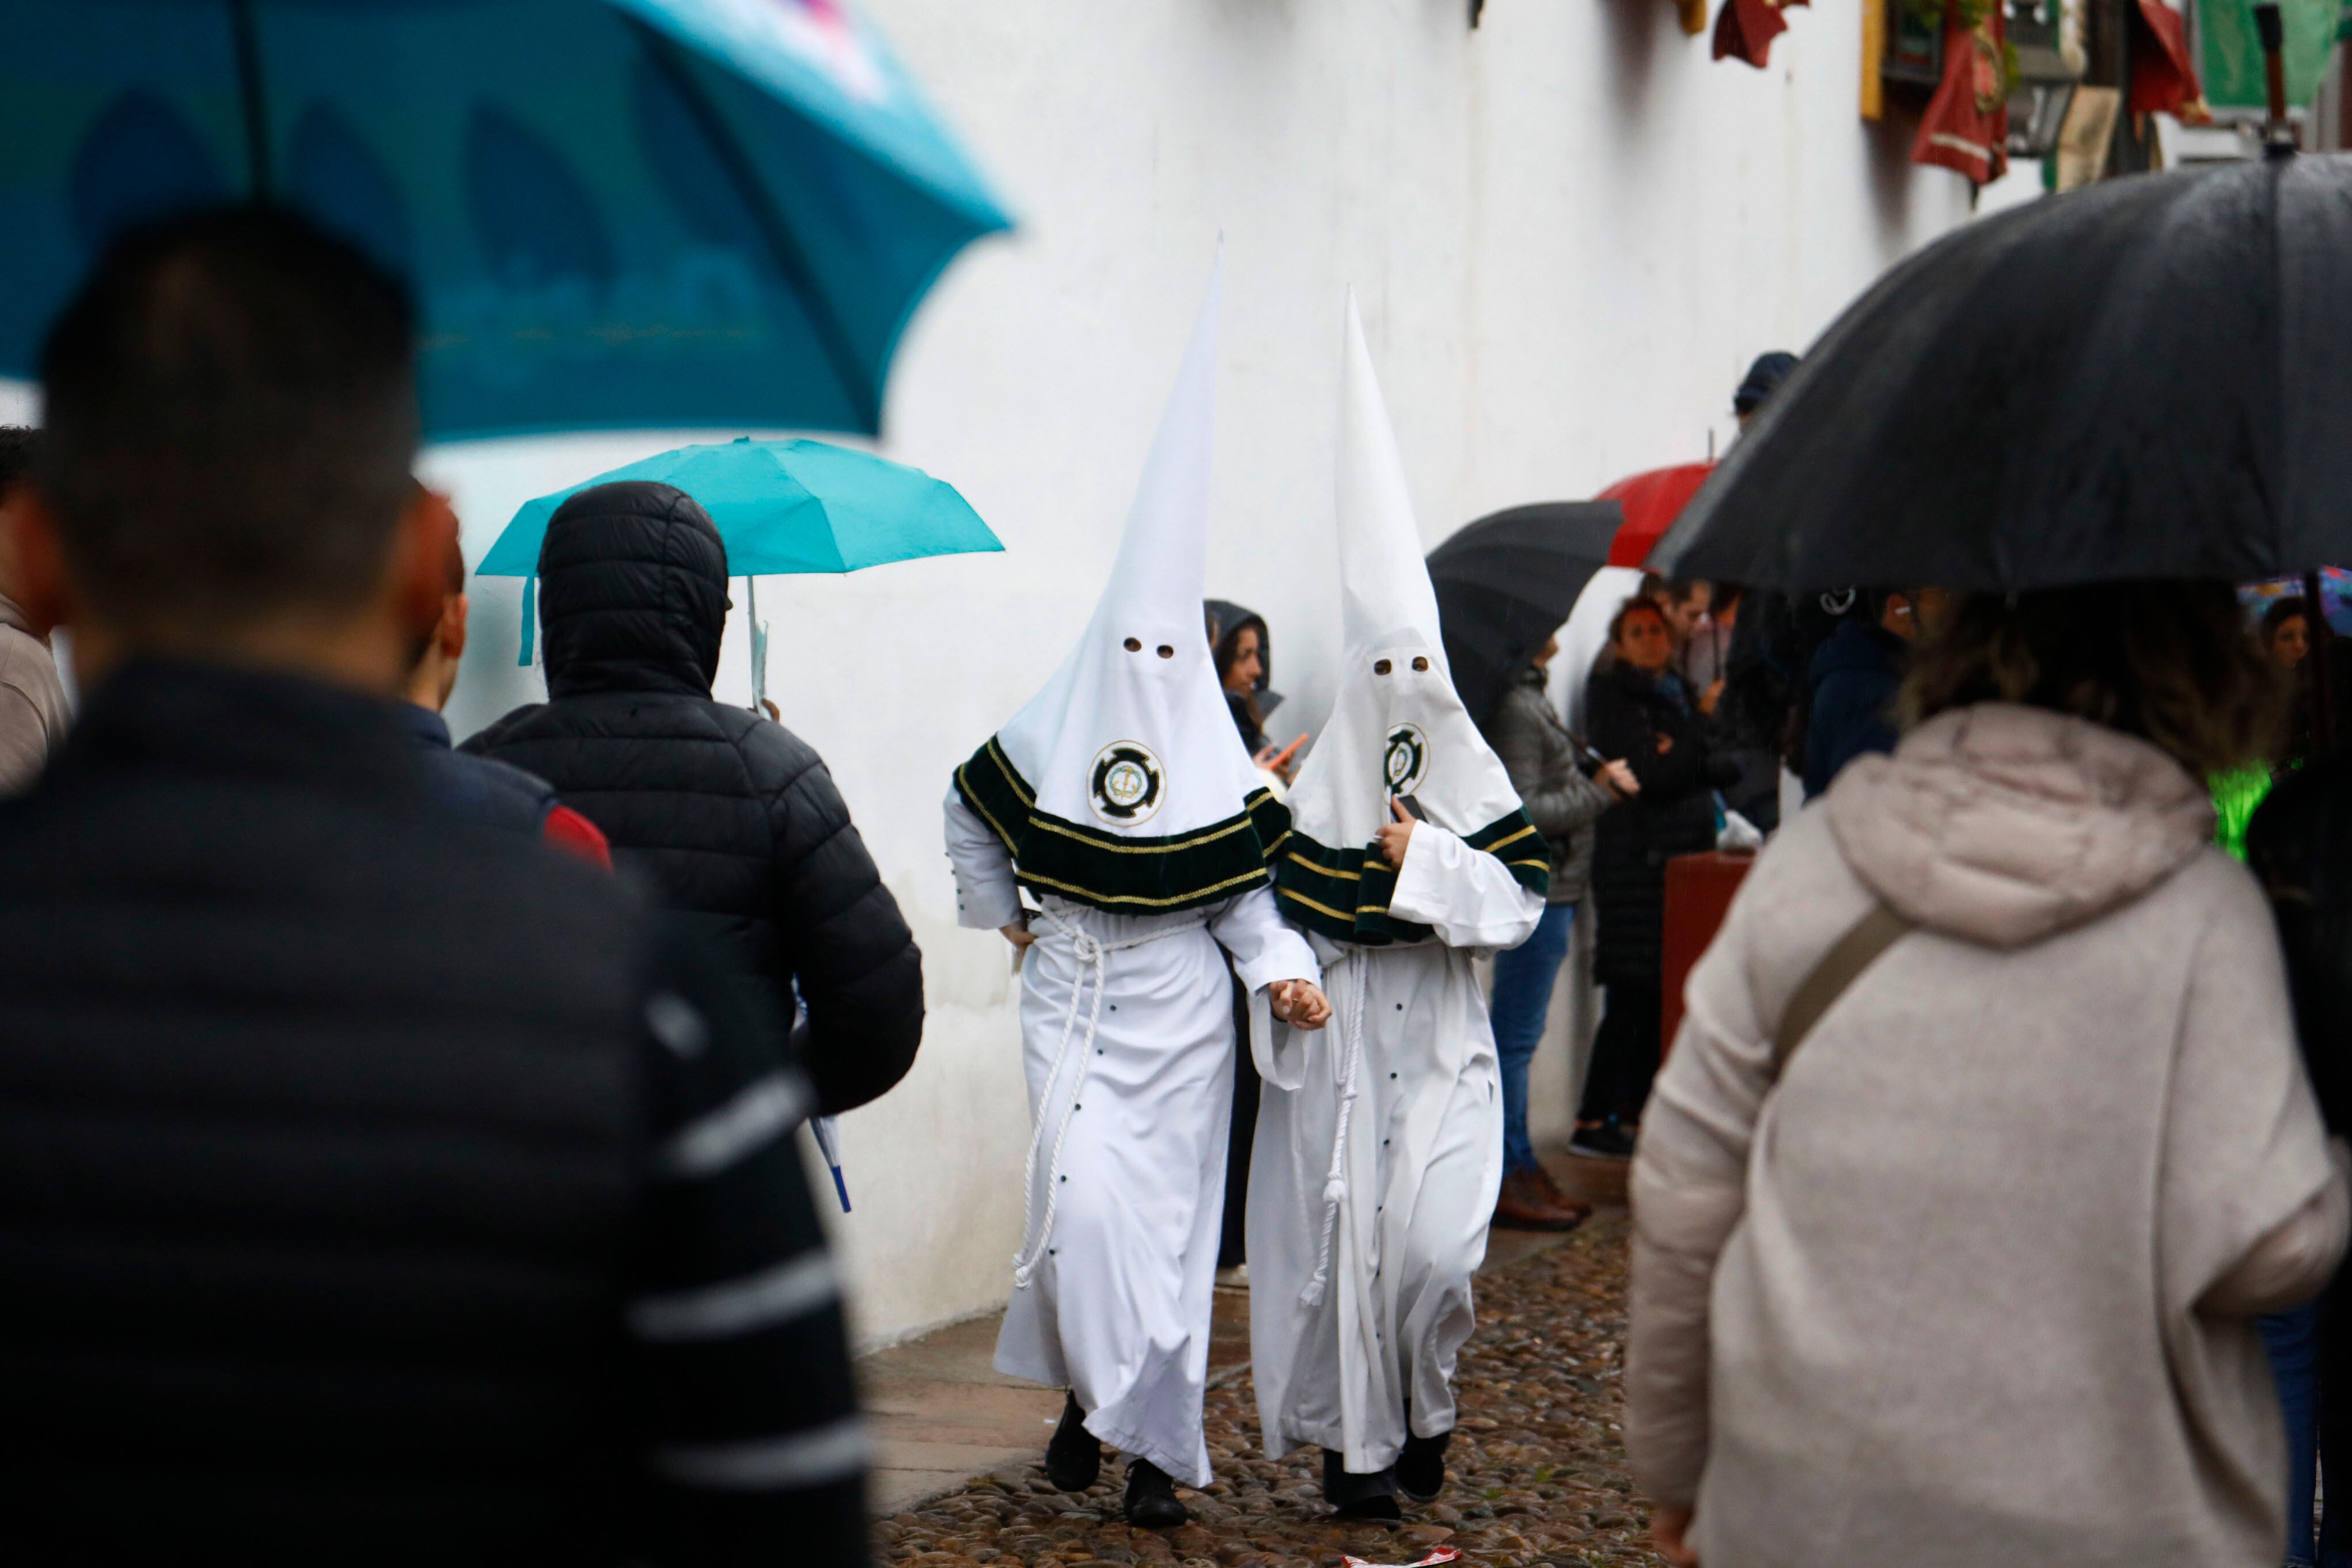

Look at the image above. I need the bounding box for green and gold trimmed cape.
[954,736,1292,914]
[1272,811,1550,946]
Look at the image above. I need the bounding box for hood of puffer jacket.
[538,481,729,700]
[1822,702,2215,948]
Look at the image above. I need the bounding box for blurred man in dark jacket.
[1801,589,1922,799]
[0,208,866,1566]
[466,481,923,1115]
[400,509,610,867]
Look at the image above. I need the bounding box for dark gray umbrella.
[1649,152,2352,593]
[1428,503,1620,727]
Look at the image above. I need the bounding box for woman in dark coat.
[1573,597,1727,1159]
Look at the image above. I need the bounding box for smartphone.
[1394,793,1428,821]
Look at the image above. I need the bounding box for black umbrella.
[1649,151,2352,594]
[1428,502,1621,727]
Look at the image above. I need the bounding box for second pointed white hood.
[1285,297,1526,855]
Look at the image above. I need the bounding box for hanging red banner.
[1911,2,2009,184]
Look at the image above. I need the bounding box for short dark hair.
[0,427,39,503]
[37,206,419,631]
[1902,582,2282,779]
[1609,595,1669,647]
[2261,595,2311,648]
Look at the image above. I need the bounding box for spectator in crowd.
[1207,598,1304,783]
[1573,598,1732,1160]
[467,481,923,1116]
[2267,595,2314,673]
[2251,716,2352,1568]
[1732,351,1797,429]
[0,427,70,792]
[1203,598,1302,1269]
[1482,631,1637,1228]
[1642,576,1716,697]
[397,506,609,867]
[1700,351,1805,830]
[1678,583,1736,696]
[1630,582,2342,1568]
[2263,596,2320,772]
[1685,585,1781,833]
[1801,587,1924,799]
[0,208,866,1563]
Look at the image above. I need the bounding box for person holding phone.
[1208,599,1306,785]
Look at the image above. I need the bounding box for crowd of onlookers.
[11,205,2352,1568]
[0,208,905,1562]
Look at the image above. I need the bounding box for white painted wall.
[430,0,1983,1352]
[9,0,1990,1352]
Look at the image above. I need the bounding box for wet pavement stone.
[870,1214,1661,1568]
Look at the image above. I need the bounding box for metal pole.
[2256,2,2297,157]
[226,0,271,199]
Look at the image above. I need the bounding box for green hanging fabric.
[2211,766,2275,863]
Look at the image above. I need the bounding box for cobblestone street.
[871,1212,1662,1568]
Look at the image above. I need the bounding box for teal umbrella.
[0,0,1011,437]
[478,435,1002,671]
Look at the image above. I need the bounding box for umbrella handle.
[2256,3,2295,155]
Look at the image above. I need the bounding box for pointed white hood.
[993,256,1263,838]
[957,257,1284,916]
[1284,296,1525,859]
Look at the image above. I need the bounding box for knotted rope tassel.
[1300,956,1370,1309]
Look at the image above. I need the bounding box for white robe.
[1248,823,1543,1472]
[945,789,1319,1487]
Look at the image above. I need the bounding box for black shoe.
[1321,1448,1403,1520]
[1567,1118,1637,1161]
[1044,1392,1099,1491]
[1124,1457,1188,1528]
[1395,1427,1450,1504]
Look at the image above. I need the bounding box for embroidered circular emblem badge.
[1090,741,1165,826]
[1384,723,1429,796]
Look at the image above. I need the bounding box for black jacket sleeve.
[2248,764,2352,1134]
[1587,669,1708,803]
[752,732,924,1116]
[631,921,867,1567]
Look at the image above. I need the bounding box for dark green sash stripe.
[952,738,1289,914]
[1273,807,1549,946]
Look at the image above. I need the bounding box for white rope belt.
[1300,954,1370,1309]
[1010,909,1209,1290]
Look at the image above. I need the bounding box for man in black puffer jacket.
[467,481,922,1114]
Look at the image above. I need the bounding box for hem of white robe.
[992,1321,1068,1392]
[1083,1410,1212,1490]
[1262,1416,1403,1475]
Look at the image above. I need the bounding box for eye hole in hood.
[536,480,731,699]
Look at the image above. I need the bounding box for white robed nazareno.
[943,260,1319,1488]
[1250,299,1545,1475]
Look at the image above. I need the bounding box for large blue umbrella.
[0,0,1011,437]
[478,434,1002,667]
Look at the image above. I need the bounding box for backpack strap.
[1771,902,1916,1076]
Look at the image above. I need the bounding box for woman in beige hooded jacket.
[1626,583,2349,1568]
